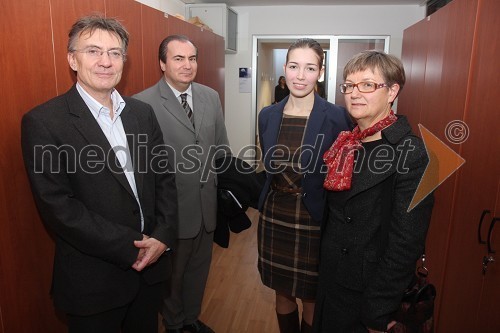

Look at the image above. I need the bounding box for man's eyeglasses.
[72,47,126,61]
[339,82,388,94]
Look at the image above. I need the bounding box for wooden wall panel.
[0,0,66,331]
[422,1,482,331]
[192,28,210,86]
[141,5,169,90]
[400,16,455,321]
[166,14,193,36]
[416,5,458,314]
[50,0,106,95]
[166,16,207,87]
[400,0,480,328]
[201,33,221,100]
[399,20,428,131]
[214,35,226,112]
[106,0,144,96]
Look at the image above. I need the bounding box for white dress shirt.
[76,83,144,231]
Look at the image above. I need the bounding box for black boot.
[276,307,300,333]
[301,318,312,333]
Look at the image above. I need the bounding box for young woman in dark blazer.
[257,38,351,333]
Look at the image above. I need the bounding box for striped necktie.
[180,93,194,127]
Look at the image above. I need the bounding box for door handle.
[487,217,499,254]
[478,209,491,244]
[482,255,495,275]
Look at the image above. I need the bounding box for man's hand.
[132,235,167,272]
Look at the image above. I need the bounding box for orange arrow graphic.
[408,124,466,211]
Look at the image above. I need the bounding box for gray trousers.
[161,224,214,329]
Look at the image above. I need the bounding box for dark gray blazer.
[21,85,178,315]
[257,94,352,222]
[314,115,434,332]
[133,79,230,239]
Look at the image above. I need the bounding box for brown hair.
[343,50,405,91]
[67,15,129,54]
[159,35,198,63]
[286,38,324,68]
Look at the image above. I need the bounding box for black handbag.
[390,255,436,333]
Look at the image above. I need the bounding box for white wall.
[225,5,425,155]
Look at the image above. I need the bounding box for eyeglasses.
[339,82,388,94]
[72,47,126,61]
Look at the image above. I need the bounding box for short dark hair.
[343,50,406,91]
[67,15,129,53]
[159,35,198,63]
[286,38,324,69]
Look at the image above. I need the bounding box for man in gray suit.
[133,35,230,333]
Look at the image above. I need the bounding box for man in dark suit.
[133,35,230,333]
[21,15,177,333]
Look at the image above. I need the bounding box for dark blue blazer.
[257,94,352,222]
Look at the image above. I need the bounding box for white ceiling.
[181,0,425,7]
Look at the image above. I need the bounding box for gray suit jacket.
[133,79,230,239]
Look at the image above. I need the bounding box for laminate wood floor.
[160,208,288,333]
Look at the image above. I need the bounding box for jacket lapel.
[191,83,205,137]
[265,105,284,148]
[345,117,411,200]
[66,86,136,198]
[159,79,195,133]
[347,161,396,201]
[301,95,327,169]
[121,105,143,198]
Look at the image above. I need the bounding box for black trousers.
[67,280,164,333]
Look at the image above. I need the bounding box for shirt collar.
[165,80,193,99]
[76,82,126,119]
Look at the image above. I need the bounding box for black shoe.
[183,320,215,333]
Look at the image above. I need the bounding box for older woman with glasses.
[312,50,434,333]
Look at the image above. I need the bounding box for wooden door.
[469,1,500,331]
[434,0,498,331]
[419,1,478,329]
[400,0,479,328]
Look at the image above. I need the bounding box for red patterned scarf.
[323,110,397,191]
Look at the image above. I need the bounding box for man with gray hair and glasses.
[21,15,178,333]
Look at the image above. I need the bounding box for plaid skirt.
[258,189,321,300]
